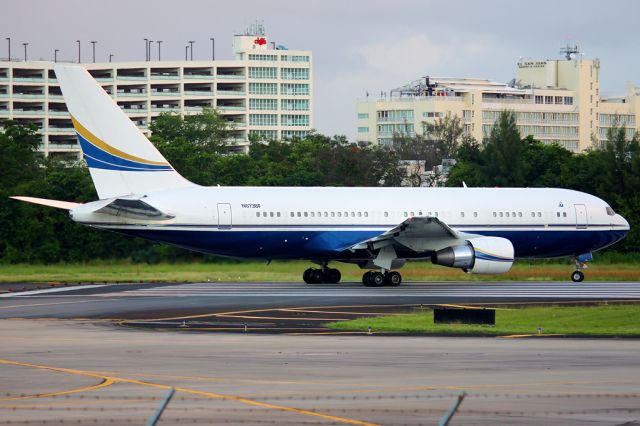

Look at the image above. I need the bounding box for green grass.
[325,305,640,336]
[0,259,638,283]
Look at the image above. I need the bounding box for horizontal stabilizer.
[10,196,81,210]
[93,197,175,221]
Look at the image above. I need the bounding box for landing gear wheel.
[385,271,402,286]
[325,268,341,284]
[571,270,584,283]
[362,271,373,286]
[309,269,324,284]
[303,268,313,284]
[369,271,385,287]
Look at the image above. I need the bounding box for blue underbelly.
[110,227,627,259]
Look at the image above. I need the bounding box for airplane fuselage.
[71,186,629,261]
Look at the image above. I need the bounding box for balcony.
[117,76,147,81]
[150,91,180,97]
[149,74,179,80]
[95,77,114,82]
[116,92,147,98]
[0,110,9,115]
[48,127,75,133]
[123,108,148,115]
[13,77,45,83]
[48,94,64,100]
[217,90,245,96]
[216,74,245,80]
[184,90,214,96]
[13,110,44,115]
[48,111,70,116]
[184,74,214,80]
[151,107,181,113]
[47,143,79,150]
[12,93,44,99]
[218,106,246,112]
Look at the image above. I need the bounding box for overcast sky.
[4,0,639,140]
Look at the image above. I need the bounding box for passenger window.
[337,212,342,217]
[419,211,423,216]
[290,212,294,217]
[256,212,260,217]
[351,212,355,217]
[434,212,438,217]
[324,212,328,217]
[556,212,560,217]
[499,212,503,217]
[344,211,348,217]
[512,212,515,217]
[384,212,388,217]
[270,212,274,217]
[263,212,267,217]
[357,212,362,217]
[304,212,308,217]
[410,212,414,217]
[460,212,465,218]
[310,212,315,217]
[563,212,567,217]
[404,212,408,217]
[331,212,335,217]
[297,212,301,217]
[537,212,542,217]
[473,212,478,217]
[493,212,497,217]
[364,212,368,218]
[531,212,535,217]
[518,212,522,217]
[277,212,281,217]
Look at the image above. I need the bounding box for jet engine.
[432,236,514,274]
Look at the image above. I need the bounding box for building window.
[280,83,309,96]
[358,113,369,119]
[358,127,369,133]
[249,98,278,110]
[248,54,278,61]
[249,114,278,126]
[281,130,309,139]
[281,99,309,111]
[281,68,309,80]
[249,83,277,95]
[281,55,310,62]
[248,67,277,79]
[249,129,278,140]
[281,114,309,126]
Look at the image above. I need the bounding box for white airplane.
[11,66,630,285]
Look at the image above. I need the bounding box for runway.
[1,281,640,424]
[1,281,639,320]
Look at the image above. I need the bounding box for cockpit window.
[606,206,615,216]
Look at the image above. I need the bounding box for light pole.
[22,42,28,61]
[210,37,215,60]
[188,41,194,60]
[54,49,59,63]
[185,45,189,61]
[148,40,153,61]
[157,40,162,61]
[5,37,10,61]
[91,41,97,63]
[109,53,113,63]
[76,40,81,63]
[144,38,148,61]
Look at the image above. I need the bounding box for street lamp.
[91,41,97,63]
[144,38,148,61]
[157,40,162,61]
[76,40,81,63]
[210,37,215,60]
[188,40,194,60]
[5,37,10,61]
[185,45,189,61]
[54,49,59,63]
[109,53,114,63]
[22,42,28,61]
[148,40,153,62]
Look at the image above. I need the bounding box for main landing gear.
[571,253,592,283]
[303,267,341,284]
[362,271,402,287]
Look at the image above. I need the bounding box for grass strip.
[325,305,640,337]
[0,260,638,283]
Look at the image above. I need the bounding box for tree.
[424,112,465,159]
[481,110,526,186]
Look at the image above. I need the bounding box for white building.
[0,29,312,159]
[357,47,639,152]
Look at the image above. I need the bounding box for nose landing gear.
[571,253,592,283]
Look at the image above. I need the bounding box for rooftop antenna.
[560,43,579,60]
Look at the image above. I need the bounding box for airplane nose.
[618,214,630,231]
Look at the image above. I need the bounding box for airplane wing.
[349,216,475,269]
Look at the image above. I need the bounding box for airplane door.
[217,203,232,229]
[574,204,588,229]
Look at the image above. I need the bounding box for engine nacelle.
[432,237,514,275]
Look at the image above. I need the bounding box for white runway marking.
[0,284,110,298]
[94,282,640,299]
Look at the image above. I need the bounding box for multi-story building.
[0,30,312,159]
[357,48,638,152]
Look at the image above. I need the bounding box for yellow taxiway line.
[0,358,379,426]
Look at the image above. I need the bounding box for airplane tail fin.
[55,65,195,199]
